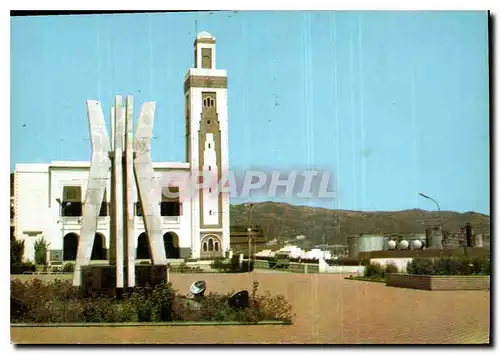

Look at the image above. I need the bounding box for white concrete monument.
[73,96,166,288]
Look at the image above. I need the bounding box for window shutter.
[63,186,81,202]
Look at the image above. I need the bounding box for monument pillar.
[74,95,167,290]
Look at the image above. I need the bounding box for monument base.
[81,264,168,297]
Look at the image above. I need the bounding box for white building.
[13,32,230,264]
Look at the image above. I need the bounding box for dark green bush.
[10,279,292,324]
[11,236,25,266]
[406,256,491,276]
[406,258,435,275]
[433,257,470,275]
[480,256,491,275]
[169,264,204,273]
[211,258,253,273]
[34,237,49,265]
[170,281,293,323]
[62,262,75,273]
[11,261,36,274]
[211,258,232,272]
[365,263,384,278]
[384,263,399,274]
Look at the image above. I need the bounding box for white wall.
[15,163,196,261]
[15,165,50,261]
[370,258,413,272]
[318,259,365,275]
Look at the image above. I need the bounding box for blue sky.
[10,11,490,214]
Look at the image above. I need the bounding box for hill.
[229,202,490,247]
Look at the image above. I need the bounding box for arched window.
[63,233,79,261]
[163,232,180,259]
[208,238,214,251]
[136,233,151,259]
[214,241,219,252]
[203,242,208,252]
[91,233,106,260]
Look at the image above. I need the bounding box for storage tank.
[426,227,443,249]
[398,240,409,250]
[411,239,423,250]
[347,235,359,258]
[415,233,427,248]
[475,234,483,248]
[387,240,397,250]
[357,234,385,253]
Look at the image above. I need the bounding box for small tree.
[11,235,25,266]
[407,258,434,275]
[384,263,399,275]
[34,237,49,265]
[365,263,384,278]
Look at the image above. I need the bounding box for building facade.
[13,32,231,263]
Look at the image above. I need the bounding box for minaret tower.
[184,32,230,259]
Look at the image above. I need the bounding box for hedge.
[11,279,294,324]
[406,256,490,276]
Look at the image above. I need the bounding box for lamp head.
[419,192,429,199]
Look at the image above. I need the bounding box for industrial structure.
[347,226,489,259]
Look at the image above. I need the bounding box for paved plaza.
[11,271,490,344]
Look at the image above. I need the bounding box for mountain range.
[229,202,490,247]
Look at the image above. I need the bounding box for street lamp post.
[244,203,254,265]
[418,192,443,249]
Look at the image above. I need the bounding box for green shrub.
[211,259,232,272]
[365,263,384,278]
[10,279,293,324]
[480,256,491,275]
[433,257,470,275]
[406,256,491,276]
[62,262,75,273]
[34,237,49,265]
[384,263,399,274]
[11,236,24,266]
[169,264,204,273]
[407,258,434,275]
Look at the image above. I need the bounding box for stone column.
[125,96,136,287]
[73,100,111,286]
[133,102,167,265]
[114,96,125,288]
[109,105,116,265]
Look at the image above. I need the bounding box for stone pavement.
[11,271,490,344]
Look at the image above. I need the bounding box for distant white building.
[13,32,231,264]
[255,245,332,260]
